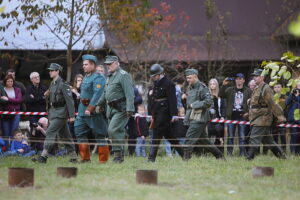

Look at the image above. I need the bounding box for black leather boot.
[113,151,124,163]
[148,146,159,162]
[32,155,47,163]
[246,147,257,160]
[209,147,226,160]
[270,146,287,159]
[183,149,192,161]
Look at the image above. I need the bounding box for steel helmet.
[150,64,164,77]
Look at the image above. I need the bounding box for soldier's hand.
[68,117,75,123]
[85,110,91,116]
[44,90,50,97]
[277,116,286,124]
[126,111,133,117]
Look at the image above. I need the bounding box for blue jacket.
[10,140,30,154]
[0,138,5,153]
[286,93,300,122]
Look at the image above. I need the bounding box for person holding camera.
[286,82,300,155]
[31,117,48,153]
[219,73,252,156]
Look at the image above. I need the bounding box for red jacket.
[4,87,23,111]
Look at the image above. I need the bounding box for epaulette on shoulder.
[199,81,207,87]
[120,69,127,75]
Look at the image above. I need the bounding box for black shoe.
[69,158,78,163]
[147,158,155,163]
[79,159,91,163]
[183,149,192,161]
[113,151,124,163]
[246,147,257,160]
[32,156,47,163]
[271,147,287,159]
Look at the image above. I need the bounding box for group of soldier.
[32,54,287,164]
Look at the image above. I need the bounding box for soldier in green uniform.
[246,68,286,160]
[32,63,77,163]
[183,69,225,160]
[74,54,109,163]
[97,56,134,163]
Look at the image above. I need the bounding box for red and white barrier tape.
[1,111,300,128]
[0,111,47,115]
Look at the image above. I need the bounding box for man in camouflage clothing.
[246,68,286,160]
[183,69,225,160]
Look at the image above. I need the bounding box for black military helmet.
[150,64,164,77]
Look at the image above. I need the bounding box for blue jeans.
[1,115,20,149]
[164,139,172,157]
[290,127,300,155]
[135,137,146,157]
[227,123,248,156]
[1,150,36,157]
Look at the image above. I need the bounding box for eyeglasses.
[32,76,40,79]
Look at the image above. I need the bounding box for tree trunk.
[66,48,72,82]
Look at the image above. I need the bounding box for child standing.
[135,105,149,157]
[1,129,36,157]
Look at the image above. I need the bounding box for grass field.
[0,155,300,200]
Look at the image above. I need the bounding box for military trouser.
[148,112,183,162]
[108,110,129,152]
[43,118,76,156]
[74,115,108,146]
[184,122,223,158]
[247,126,286,160]
[249,126,279,147]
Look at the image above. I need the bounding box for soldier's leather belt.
[154,98,167,102]
[107,97,126,105]
[50,102,65,108]
[107,97,126,111]
[250,105,268,109]
[80,98,91,106]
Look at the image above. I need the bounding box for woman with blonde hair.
[207,78,226,153]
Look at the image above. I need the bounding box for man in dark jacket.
[147,64,183,162]
[219,73,252,156]
[25,72,48,151]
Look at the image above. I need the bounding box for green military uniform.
[183,69,224,160]
[247,69,286,160]
[36,63,76,162]
[97,56,134,161]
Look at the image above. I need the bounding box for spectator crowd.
[0,63,299,160]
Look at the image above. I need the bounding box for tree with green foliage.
[0,0,101,82]
[261,51,300,120]
[289,14,300,37]
[98,0,189,83]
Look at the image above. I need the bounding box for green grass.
[0,155,300,200]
